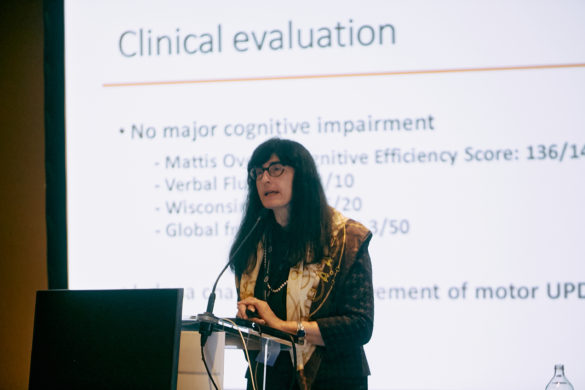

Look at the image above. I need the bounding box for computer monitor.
[29,288,183,390]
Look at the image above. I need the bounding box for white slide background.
[64,1,585,389]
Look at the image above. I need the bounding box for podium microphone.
[199,208,268,347]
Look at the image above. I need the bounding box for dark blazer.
[303,219,374,386]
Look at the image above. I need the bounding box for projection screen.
[52,1,585,389]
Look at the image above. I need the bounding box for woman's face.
[255,154,295,225]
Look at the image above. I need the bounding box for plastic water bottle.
[545,364,574,390]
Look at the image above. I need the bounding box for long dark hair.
[229,138,332,278]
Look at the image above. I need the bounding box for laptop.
[29,288,183,390]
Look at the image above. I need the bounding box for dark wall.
[0,0,48,388]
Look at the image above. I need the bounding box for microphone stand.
[199,209,268,347]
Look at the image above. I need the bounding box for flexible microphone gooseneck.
[199,208,268,347]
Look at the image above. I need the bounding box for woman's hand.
[237,296,326,345]
[237,296,284,329]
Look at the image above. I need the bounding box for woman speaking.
[230,138,374,390]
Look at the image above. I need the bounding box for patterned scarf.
[238,209,348,370]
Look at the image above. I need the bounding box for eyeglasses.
[249,161,286,180]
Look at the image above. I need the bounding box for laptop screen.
[29,289,183,390]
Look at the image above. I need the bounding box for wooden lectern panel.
[177,331,224,390]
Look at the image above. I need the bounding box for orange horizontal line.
[103,63,585,88]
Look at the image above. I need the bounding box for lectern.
[29,289,302,390]
[178,314,303,390]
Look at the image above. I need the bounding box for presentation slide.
[63,1,585,389]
